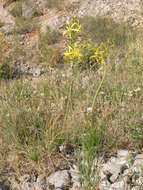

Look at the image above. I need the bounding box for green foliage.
[79,120,107,189]
[64,19,108,70]
[39,26,60,46]
[0,62,12,80]
[13,17,38,34]
[4,0,21,5]
[46,0,65,10]
[81,16,136,48]
[0,21,4,28]
[39,26,62,68]
[9,2,22,17]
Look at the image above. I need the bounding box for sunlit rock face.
[78,0,143,28]
[0,3,15,32]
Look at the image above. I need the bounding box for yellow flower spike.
[63,19,82,41]
[90,44,106,65]
[64,43,83,62]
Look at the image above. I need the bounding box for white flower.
[134,87,141,92]
[87,107,92,113]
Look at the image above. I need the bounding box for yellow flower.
[90,47,105,65]
[63,19,82,40]
[64,43,83,62]
[128,90,133,97]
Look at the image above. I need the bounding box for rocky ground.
[0,150,143,190]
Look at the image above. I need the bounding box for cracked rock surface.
[1,150,142,190]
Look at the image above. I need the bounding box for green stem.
[91,63,106,129]
[64,64,74,125]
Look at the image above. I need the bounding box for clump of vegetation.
[3,0,20,6]
[39,26,62,68]
[0,62,12,80]
[81,16,136,48]
[9,2,22,17]
[0,35,12,79]
[0,15,143,189]
[39,26,60,46]
[0,21,4,28]
[13,17,38,34]
[46,0,65,10]
[63,19,108,189]
[63,19,109,70]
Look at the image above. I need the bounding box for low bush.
[0,21,4,28]
[46,0,65,10]
[9,2,22,17]
[81,16,136,48]
[0,62,12,80]
[13,17,38,34]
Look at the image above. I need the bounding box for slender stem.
[91,63,106,128]
[64,64,74,125]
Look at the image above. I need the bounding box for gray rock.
[99,181,111,190]
[0,4,15,33]
[70,170,80,189]
[109,180,125,190]
[47,170,70,189]
[102,161,123,183]
[133,154,143,171]
[135,154,143,160]
[77,0,143,29]
[30,68,42,77]
[117,150,130,159]
[82,76,89,87]
[22,1,35,18]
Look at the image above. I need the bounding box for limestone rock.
[22,1,35,18]
[0,4,15,33]
[47,170,71,189]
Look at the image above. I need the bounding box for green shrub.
[40,46,63,68]
[39,26,62,67]
[9,2,22,17]
[39,26,60,46]
[0,62,12,80]
[0,21,4,28]
[13,17,38,34]
[81,16,136,47]
[46,0,65,10]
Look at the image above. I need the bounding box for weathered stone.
[70,169,80,190]
[99,180,111,190]
[77,0,143,28]
[102,162,121,182]
[133,154,143,170]
[47,170,70,189]
[109,180,125,190]
[135,154,143,160]
[22,1,35,18]
[30,68,42,77]
[0,4,15,33]
[117,150,130,159]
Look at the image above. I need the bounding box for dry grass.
[0,16,143,188]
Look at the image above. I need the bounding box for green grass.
[0,21,4,28]
[9,2,22,18]
[0,16,143,188]
[13,17,38,34]
[46,0,65,10]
